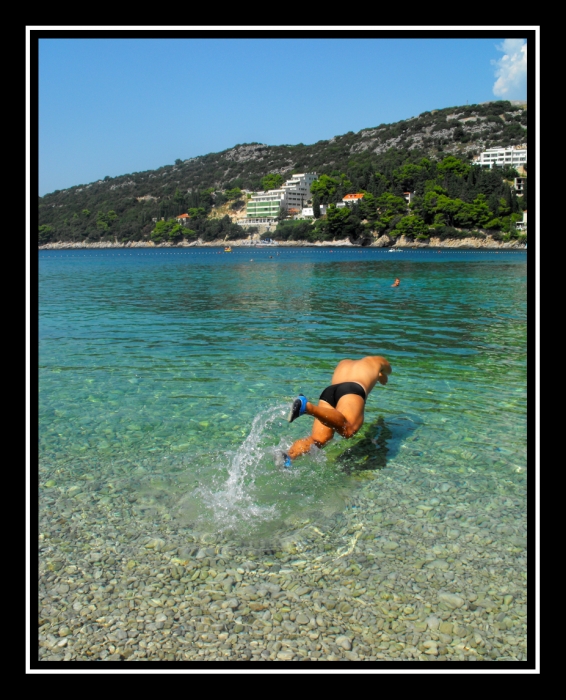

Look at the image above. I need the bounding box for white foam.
[197,405,285,531]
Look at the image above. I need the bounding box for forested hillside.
[38,100,527,244]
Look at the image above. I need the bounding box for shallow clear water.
[39,248,526,539]
[38,247,528,662]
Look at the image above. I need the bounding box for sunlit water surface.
[39,248,527,543]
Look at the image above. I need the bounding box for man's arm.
[376,356,392,385]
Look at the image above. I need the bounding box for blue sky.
[36,34,530,196]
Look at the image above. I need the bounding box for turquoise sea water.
[39,248,527,541]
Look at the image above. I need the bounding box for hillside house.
[299,204,328,218]
[474,146,527,169]
[342,193,365,205]
[239,173,318,226]
[516,210,527,231]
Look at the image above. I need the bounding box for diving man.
[281,355,392,467]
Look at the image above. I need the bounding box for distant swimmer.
[392,278,400,287]
[278,356,392,468]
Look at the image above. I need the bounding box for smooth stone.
[425,615,441,630]
[426,559,450,571]
[439,621,453,635]
[277,650,295,660]
[296,613,309,625]
[336,636,352,650]
[382,542,399,550]
[422,640,438,655]
[438,593,465,609]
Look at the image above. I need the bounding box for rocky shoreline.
[38,235,526,251]
[39,454,527,662]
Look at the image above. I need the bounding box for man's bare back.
[281,356,392,466]
[331,356,391,396]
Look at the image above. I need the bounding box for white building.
[516,210,527,231]
[475,147,527,169]
[299,204,328,218]
[282,173,318,212]
[242,173,318,225]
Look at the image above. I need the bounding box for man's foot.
[275,452,292,469]
[287,395,307,423]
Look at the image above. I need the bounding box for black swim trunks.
[319,382,367,408]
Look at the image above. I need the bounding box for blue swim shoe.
[287,394,307,423]
[275,451,293,469]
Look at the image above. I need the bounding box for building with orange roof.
[342,193,365,204]
[175,213,190,225]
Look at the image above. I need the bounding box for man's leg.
[287,410,334,459]
[286,396,365,461]
[306,394,365,439]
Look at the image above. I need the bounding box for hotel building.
[238,173,318,226]
[475,147,527,169]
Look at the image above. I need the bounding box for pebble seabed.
[38,448,527,663]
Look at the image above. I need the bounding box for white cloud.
[491,39,527,98]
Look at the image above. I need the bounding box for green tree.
[437,155,470,178]
[187,207,207,219]
[167,223,185,241]
[225,187,242,200]
[39,224,54,244]
[392,162,423,192]
[469,194,493,227]
[313,195,321,219]
[310,174,340,203]
[394,215,429,238]
[324,204,351,236]
[151,219,169,242]
[261,173,284,191]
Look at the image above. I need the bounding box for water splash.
[193,405,285,532]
